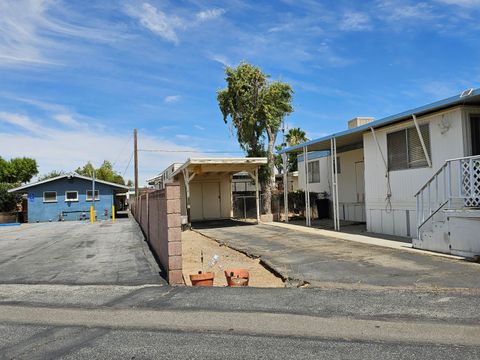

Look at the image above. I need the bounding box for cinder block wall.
[133,183,183,285]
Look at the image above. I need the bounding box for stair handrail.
[414,162,447,198]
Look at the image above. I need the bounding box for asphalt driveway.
[195,221,480,290]
[0,218,164,285]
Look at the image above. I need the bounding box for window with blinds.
[308,160,320,183]
[387,124,431,171]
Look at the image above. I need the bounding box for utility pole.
[134,129,138,197]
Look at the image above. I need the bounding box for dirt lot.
[182,230,284,287]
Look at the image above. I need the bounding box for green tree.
[38,170,66,181]
[285,127,308,172]
[75,160,126,185]
[217,62,293,214]
[0,183,22,212]
[0,157,38,183]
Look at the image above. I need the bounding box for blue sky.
[1,0,480,184]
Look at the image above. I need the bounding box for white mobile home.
[149,158,267,225]
[283,89,480,257]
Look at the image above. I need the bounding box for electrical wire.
[112,134,133,169]
[122,151,134,178]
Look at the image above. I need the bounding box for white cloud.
[317,43,353,67]
[339,12,372,31]
[436,0,480,7]
[196,9,225,22]
[124,2,183,44]
[124,3,225,44]
[0,0,122,67]
[377,1,436,21]
[0,111,205,184]
[0,111,43,134]
[53,114,82,128]
[209,53,232,67]
[164,95,181,103]
[194,125,205,131]
[175,134,191,140]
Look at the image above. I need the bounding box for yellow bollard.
[90,206,94,223]
[112,205,115,223]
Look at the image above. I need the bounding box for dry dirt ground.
[182,230,284,287]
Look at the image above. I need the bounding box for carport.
[170,158,267,226]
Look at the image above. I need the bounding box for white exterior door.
[355,161,365,203]
[202,182,221,219]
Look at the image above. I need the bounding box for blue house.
[9,174,129,223]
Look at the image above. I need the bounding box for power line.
[138,149,245,154]
[112,134,133,169]
[122,151,134,178]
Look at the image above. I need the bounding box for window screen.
[387,124,430,171]
[86,190,100,201]
[43,191,57,202]
[308,161,320,183]
[65,191,78,201]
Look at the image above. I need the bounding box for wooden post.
[254,168,260,223]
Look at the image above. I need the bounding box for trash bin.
[316,198,329,219]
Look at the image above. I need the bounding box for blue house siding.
[26,177,118,222]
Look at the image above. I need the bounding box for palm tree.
[278,127,308,172]
[286,127,307,146]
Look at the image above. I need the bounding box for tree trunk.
[263,128,277,215]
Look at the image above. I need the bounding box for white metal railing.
[415,154,480,239]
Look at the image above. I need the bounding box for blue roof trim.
[297,151,330,162]
[279,88,480,154]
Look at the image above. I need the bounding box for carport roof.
[8,173,130,193]
[279,88,480,154]
[171,157,267,177]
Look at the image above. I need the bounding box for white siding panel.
[364,107,467,237]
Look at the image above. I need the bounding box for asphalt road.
[0,218,165,285]
[1,218,479,358]
[195,221,480,289]
[0,285,479,359]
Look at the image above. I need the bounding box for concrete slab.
[194,222,480,290]
[0,218,165,285]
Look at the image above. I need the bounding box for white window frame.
[86,190,100,201]
[387,124,431,171]
[308,160,320,183]
[65,191,79,202]
[43,191,57,203]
